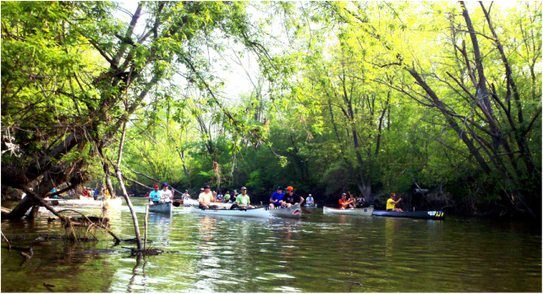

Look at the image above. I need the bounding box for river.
[1,198,541,292]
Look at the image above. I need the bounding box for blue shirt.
[270,191,284,204]
[149,190,160,202]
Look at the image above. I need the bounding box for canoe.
[182,198,232,209]
[305,203,317,208]
[372,210,445,220]
[323,206,374,216]
[269,205,302,219]
[44,196,122,208]
[189,206,269,218]
[149,202,172,214]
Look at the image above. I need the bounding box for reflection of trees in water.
[127,255,147,293]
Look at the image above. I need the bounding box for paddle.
[301,207,311,214]
[172,200,183,207]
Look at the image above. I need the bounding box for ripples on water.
[1,199,541,292]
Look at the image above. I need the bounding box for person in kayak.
[306,194,315,206]
[387,193,403,212]
[339,193,355,209]
[199,185,218,209]
[224,191,231,203]
[149,184,161,204]
[284,186,304,208]
[230,186,254,210]
[269,186,285,209]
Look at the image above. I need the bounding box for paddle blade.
[301,207,311,214]
[172,202,180,207]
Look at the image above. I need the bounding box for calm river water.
[1,198,541,292]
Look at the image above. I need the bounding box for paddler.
[306,194,315,206]
[284,186,304,208]
[269,186,285,209]
[387,193,403,212]
[339,193,354,209]
[160,183,172,203]
[149,184,160,204]
[230,186,254,210]
[198,185,217,209]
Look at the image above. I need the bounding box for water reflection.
[2,200,541,292]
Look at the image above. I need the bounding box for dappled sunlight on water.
[2,198,541,292]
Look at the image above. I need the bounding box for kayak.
[305,203,317,208]
[182,198,232,209]
[149,202,172,214]
[372,210,445,220]
[189,206,269,218]
[44,196,122,208]
[323,206,374,216]
[269,205,302,219]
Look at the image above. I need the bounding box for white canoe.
[149,202,172,214]
[323,206,374,216]
[44,196,122,208]
[269,205,302,219]
[189,206,269,218]
[182,198,232,209]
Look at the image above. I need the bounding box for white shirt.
[159,189,172,202]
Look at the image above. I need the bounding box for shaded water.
[1,198,541,292]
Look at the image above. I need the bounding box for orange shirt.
[339,199,351,209]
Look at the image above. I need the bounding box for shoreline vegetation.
[1,1,541,237]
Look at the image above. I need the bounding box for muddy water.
[1,198,541,292]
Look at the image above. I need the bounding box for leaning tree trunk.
[112,121,143,249]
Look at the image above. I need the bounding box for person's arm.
[299,196,304,205]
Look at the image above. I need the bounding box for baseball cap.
[162,183,168,187]
[309,194,312,196]
[154,184,159,188]
[342,193,347,196]
[241,187,247,190]
[203,185,210,189]
[286,186,293,191]
[277,186,283,190]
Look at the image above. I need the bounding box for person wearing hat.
[149,184,161,204]
[198,185,217,209]
[230,186,254,210]
[224,191,231,203]
[339,193,354,209]
[269,186,285,209]
[387,193,403,212]
[181,189,190,201]
[284,186,304,208]
[306,194,315,207]
[216,191,224,202]
[159,183,172,203]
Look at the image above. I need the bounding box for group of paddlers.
[146,183,405,211]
